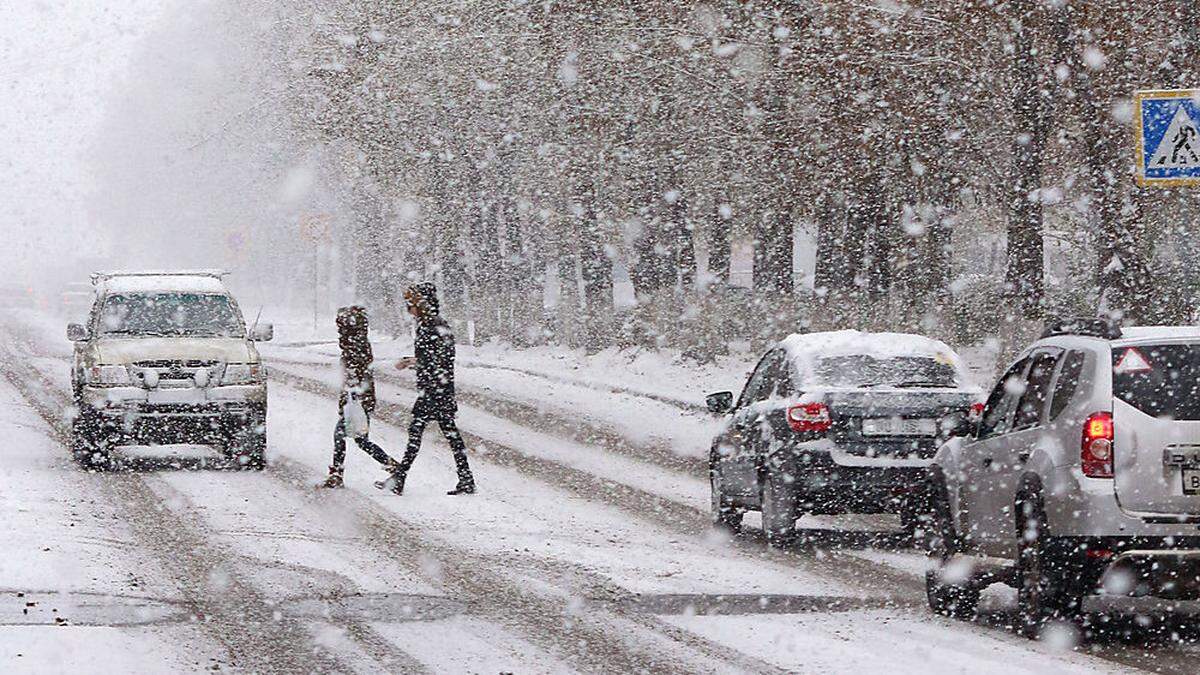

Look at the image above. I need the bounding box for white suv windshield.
[99,293,244,338]
[813,355,958,388]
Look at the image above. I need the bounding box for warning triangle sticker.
[1114,347,1152,375]
[1149,106,1200,168]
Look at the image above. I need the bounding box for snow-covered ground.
[1,308,1192,673]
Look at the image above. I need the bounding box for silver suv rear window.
[1112,343,1200,420]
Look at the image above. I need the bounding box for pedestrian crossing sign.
[1136,89,1200,186]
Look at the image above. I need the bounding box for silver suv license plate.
[1184,469,1200,496]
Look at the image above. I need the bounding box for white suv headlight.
[88,364,131,386]
[222,363,264,385]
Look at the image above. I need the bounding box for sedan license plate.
[861,417,937,437]
[1183,469,1200,496]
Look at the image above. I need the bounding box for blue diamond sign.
[1136,89,1200,186]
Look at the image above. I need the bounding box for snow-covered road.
[1,311,1194,673]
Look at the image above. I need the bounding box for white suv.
[925,319,1200,635]
[68,271,272,469]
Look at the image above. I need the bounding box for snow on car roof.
[779,330,971,385]
[1116,326,1200,343]
[99,274,229,294]
[779,330,959,361]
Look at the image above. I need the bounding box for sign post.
[1135,89,1200,186]
[299,214,333,332]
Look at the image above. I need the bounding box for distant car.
[926,319,1200,636]
[0,284,35,309]
[68,270,273,469]
[706,330,981,546]
[60,281,94,321]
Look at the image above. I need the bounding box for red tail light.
[969,402,984,422]
[1082,411,1114,478]
[787,402,832,433]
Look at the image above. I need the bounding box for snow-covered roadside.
[0,376,226,673]
[265,318,758,409]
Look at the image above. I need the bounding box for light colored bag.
[343,391,370,439]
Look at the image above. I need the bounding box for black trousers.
[332,415,398,471]
[398,397,474,485]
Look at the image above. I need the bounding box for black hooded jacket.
[337,305,376,415]
[408,283,457,414]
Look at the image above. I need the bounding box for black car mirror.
[706,391,734,415]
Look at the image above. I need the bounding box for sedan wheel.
[710,465,743,533]
[760,469,797,547]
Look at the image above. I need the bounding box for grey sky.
[0,1,167,281]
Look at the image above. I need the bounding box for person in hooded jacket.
[319,305,403,489]
[388,282,476,495]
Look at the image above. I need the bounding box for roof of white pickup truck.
[97,272,229,295]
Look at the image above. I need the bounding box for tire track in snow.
[15,334,772,673]
[269,361,1200,674]
[0,335,423,674]
[269,369,922,598]
[264,457,787,675]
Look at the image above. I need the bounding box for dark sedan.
[707,330,982,546]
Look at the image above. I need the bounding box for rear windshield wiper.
[891,380,953,388]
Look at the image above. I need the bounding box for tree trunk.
[708,199,731,286]
[1005,0,1045,319]
[555,233,581,348]
[841,190,868,303]
[861,178,891,304]
[671,191,695,291]
[1050,2,1148,321]
[501,194,524,342]
[753,208,794,294]
[468,170,502,338]
[578,185,613,352]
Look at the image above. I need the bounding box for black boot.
[318,466,344,489]
[447,479,475,496]
[374,471,406,495]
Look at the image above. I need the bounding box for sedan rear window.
[1112,344,1200,420]
[813,355,958,388]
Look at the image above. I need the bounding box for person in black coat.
[319,305,402,489]
[391,282,476,495]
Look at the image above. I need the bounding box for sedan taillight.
[1081,411,1114,478]
[787,402,832,434]
[969,402,984,422]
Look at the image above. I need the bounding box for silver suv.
[926,319,1200,636]
[68,271,272,469]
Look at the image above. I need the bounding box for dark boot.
[374,471,406,495]
[318,466,343,489]
[447,479,475,496]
